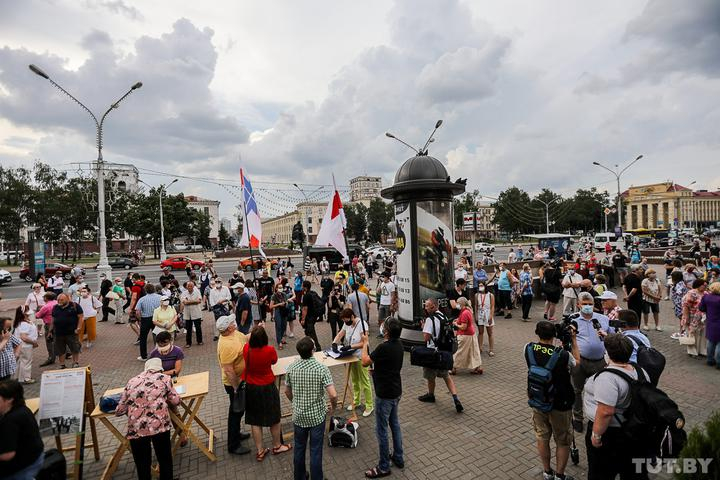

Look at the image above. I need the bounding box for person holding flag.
[239,168,266,270]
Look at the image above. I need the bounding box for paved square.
[18,288,720,479]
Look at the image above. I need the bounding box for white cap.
[144,358,163,372]
[597,290,617,300]
[216,314,236,333]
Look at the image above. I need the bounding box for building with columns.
[622,182,720,231]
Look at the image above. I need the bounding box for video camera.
[555,314,578,351]
[609,319,627,331]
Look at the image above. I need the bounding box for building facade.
[350,176,382,202]
[622,182,720,231]
[106,163,140,194]
[220,217,232,234]
[262,210,301,245]
[185,195,221,245]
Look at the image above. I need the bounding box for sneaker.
[642,325,650,331]
[655,326,663,332]
[137,356,146,361]
[346,404,356,411]
[85,342,92,348]
[418,393,436,403]
[543,470,555,480]
[72,362,80,368]
[288,333,295,338]
[663,296,670,301]
[670,332,682,340]
[454,400,464,413]
[21,379,36,384]
[362,407,374,417]
[555,475,575,480]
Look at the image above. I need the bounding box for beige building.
[262,210,301,245]
[622,182,720,231]
[350,175,382,203]
[185,195,221,244]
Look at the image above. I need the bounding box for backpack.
[595,366,687,459]
[627,335,666,386]
[431,312,457,353]
[307,291,325,320]
[526,344,562,413]
[327,416,358,448]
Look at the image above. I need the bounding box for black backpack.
[431,312,457,353]
[595,366,686,459]
[626,335,666,386]
[307,291,325,320]
[526,344,562,413]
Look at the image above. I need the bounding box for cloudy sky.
[1,0,718,222]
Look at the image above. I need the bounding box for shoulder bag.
[410,313,454,370]
[231,345,248,414]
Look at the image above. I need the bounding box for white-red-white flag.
[314,180,348,261]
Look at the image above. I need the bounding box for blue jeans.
[5,452,44,480]
[274,309,287,345]
[294,421,325,480]
[375,396,404,472]
[707,339,720,366]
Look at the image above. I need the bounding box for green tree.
[563,188,610,232]
[0,166,33,265]
[218,224,231,249]
[491,187,539,235]
[345,203,368,242]
[30,163,70,253]
[528,189,565,233]
[367,198,392,242]
[184,208,212,248]
[453,189,481,229]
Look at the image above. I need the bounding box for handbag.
[409,314,454,370]
[231,346,249,414]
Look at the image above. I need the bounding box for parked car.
[0,269,12,285]
[95,257,138,270]
[239,257,279,272]
[19,263,83,282]
[160,257,205,271]
[364,246,395,259]
[473,242,495,254]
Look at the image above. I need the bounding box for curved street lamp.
[592,154,643,231]
[29,64,142,284]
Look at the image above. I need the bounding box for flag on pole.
[314,177,348,261]
[239,168,265,257]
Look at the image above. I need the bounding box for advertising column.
[415,200,454,313]
[394,202,413,320]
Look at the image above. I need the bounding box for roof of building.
[185,195,220,204]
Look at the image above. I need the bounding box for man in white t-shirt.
[418,297,463,413]
[377,273,396,336]
[454,264,468,282]
[181,281,204,347]
[561,267,583,315]
[209,279,232,341]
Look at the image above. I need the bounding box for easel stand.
[51,367,100,480]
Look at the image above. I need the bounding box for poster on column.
[38,368,86,436]
[416,200,454,312]
[394,202,413,321]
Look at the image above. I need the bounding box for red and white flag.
[314,177,348,261]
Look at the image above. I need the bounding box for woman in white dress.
[475,281,496,356]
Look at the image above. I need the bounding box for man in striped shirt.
[135,284,162,361]
[285,337,337,480]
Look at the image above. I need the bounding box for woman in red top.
[451,297,483,375]
[243,325,291,461]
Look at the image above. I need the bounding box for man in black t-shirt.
[524,321,579,480]
[622,265,644,320]
[159,267,175,284]
[256,270,275,321]
[300,281,321,350]
[0,380,45,477]
[320,273,335,315]
[361,317,405,476]
[611,249,628,282]
[51,294,84,368]
[446,278,467,320]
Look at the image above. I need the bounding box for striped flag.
[314,176,348,261]
[239,168,265,257]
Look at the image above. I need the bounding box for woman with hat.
[152,296,178,340]
[116,358,180,480]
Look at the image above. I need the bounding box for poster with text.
[394,202,413,321]
[416,200,454,313]
[38,368,86,436]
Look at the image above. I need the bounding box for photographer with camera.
[525,320,580,480]
[569,292,611,433]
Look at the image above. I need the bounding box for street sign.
[463,212,476,231]
[604,208,611,215]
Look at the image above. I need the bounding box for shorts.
[128,310,139,324]
[643,301,660,314]
[54,334,81,355]
[531,408,573,447]
[422,367,449,380]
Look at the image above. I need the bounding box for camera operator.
[525,321,580,480]
[569,292,611,433]
[613,309,650,364]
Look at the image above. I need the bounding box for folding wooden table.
[89,371,215,480]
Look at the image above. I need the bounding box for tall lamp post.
[535,198,557,234]
[29,64,142,285]
[592,154,643,231]
[140,179,178,260]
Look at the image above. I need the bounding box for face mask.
[581,305,594,315]
[478,287,485,293]
[158,344,173,355]
[161,300,170,306]
[568,270,575,275]
[499,266,505,271]
[343,320,353,326]
[215,284,222,289]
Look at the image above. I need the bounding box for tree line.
[454,187,612,236]
[0,162,211,264]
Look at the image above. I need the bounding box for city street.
[5,285,716,479]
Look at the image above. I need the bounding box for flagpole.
[332,174,367,336]
[240,169,257,282]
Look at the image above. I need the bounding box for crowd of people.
[1,236,719,479]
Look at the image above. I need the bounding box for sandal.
[488,351,495,357]
[272,444,292,455]
[471,368,484,375]
[256,447,270,462]
[365,467,391,478]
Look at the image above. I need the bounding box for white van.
[593,233,632,251]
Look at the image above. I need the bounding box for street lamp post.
[29,64,142,285]
[535,198,556,234]
[592,155,643,231]
[139,179,178,261]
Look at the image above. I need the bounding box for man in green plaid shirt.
[285,337,338,480]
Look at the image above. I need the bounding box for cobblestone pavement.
[18,286,720,480]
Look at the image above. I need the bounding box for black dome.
[394,155,448,184]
